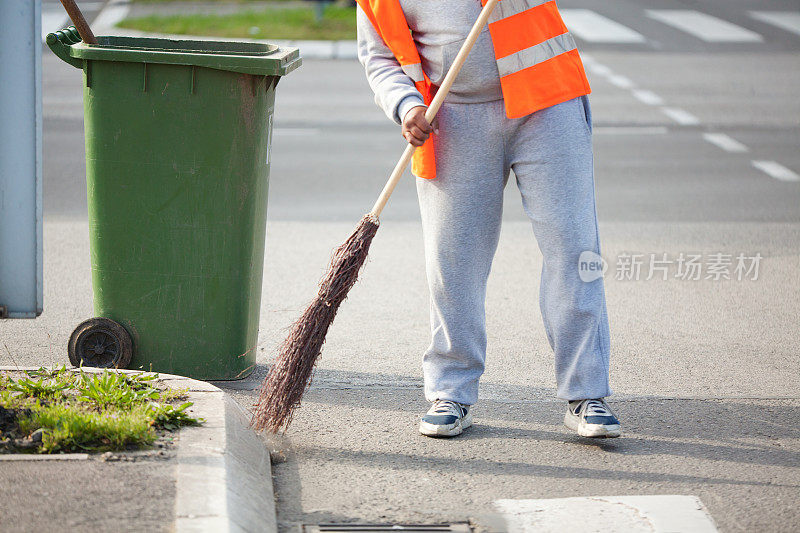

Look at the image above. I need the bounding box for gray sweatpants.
[416,96,612,405]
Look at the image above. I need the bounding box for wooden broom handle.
[369,0,500,218]
[59,0,98,44]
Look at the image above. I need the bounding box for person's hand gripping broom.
[252,0,501,433]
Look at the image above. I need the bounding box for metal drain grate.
[303,524,471,532]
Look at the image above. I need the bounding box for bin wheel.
[68,318,133,369]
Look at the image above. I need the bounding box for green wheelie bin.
[47,28,301,380]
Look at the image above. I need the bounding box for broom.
[252,0,500,433]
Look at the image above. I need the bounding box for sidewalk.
[1,453,175,532]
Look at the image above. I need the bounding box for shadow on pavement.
[222,365,799,532]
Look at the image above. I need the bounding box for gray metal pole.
[0,0,44,318]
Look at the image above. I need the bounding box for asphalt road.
[4,0,800,531]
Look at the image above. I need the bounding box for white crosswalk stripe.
[632,89,664,106]
[560,9,645,43]
[607,74,634,89]
[647,10,763,42]
[703,133,749,153]
[661,107,701,126]
[752,161,800,182]
[595,126,668,135]
[750,11,800,37]
[586,63,613,76]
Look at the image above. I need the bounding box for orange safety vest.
[356,0,591,179]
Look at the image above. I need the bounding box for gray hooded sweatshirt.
[356,0,503,125]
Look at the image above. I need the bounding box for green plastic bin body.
[47,30,301,379]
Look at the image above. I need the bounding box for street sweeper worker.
[356,0,621,439]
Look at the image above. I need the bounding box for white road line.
[595,126,668,135]
[632,89,664,106]
[560,9,646,43]
[647,10,763,42]
[661,107,701,126]
[703,133,749,153]
[752,160,800,182]
[495,495,718,533]
[607,74,634,89]
[41,11,69,40]
[586,63,613,77]
[750,11,800,37]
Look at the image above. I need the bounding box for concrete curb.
[0,366,277,533]
[91,1,358,60]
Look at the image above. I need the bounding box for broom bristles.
[251,213,380,433]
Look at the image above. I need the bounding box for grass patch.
[0,367,202,454]
[117,5,357,40]
[17,403,156,453]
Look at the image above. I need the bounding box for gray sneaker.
[419,400,472,437]
[564,398,621,438]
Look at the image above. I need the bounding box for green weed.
[0,388,13,406]
[7,375,73,400]
[76,371,159,409]
[2,369,202,454]
[26,365,71,380]
[146,401,203,431]
[18,402,156,453]
[159,386,189,402]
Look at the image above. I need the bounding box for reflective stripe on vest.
[495,32,577,77]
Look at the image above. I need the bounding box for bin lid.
[47,31,301,77]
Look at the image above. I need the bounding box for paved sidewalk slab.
[494,495,717,532]
[0,459,176,533]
